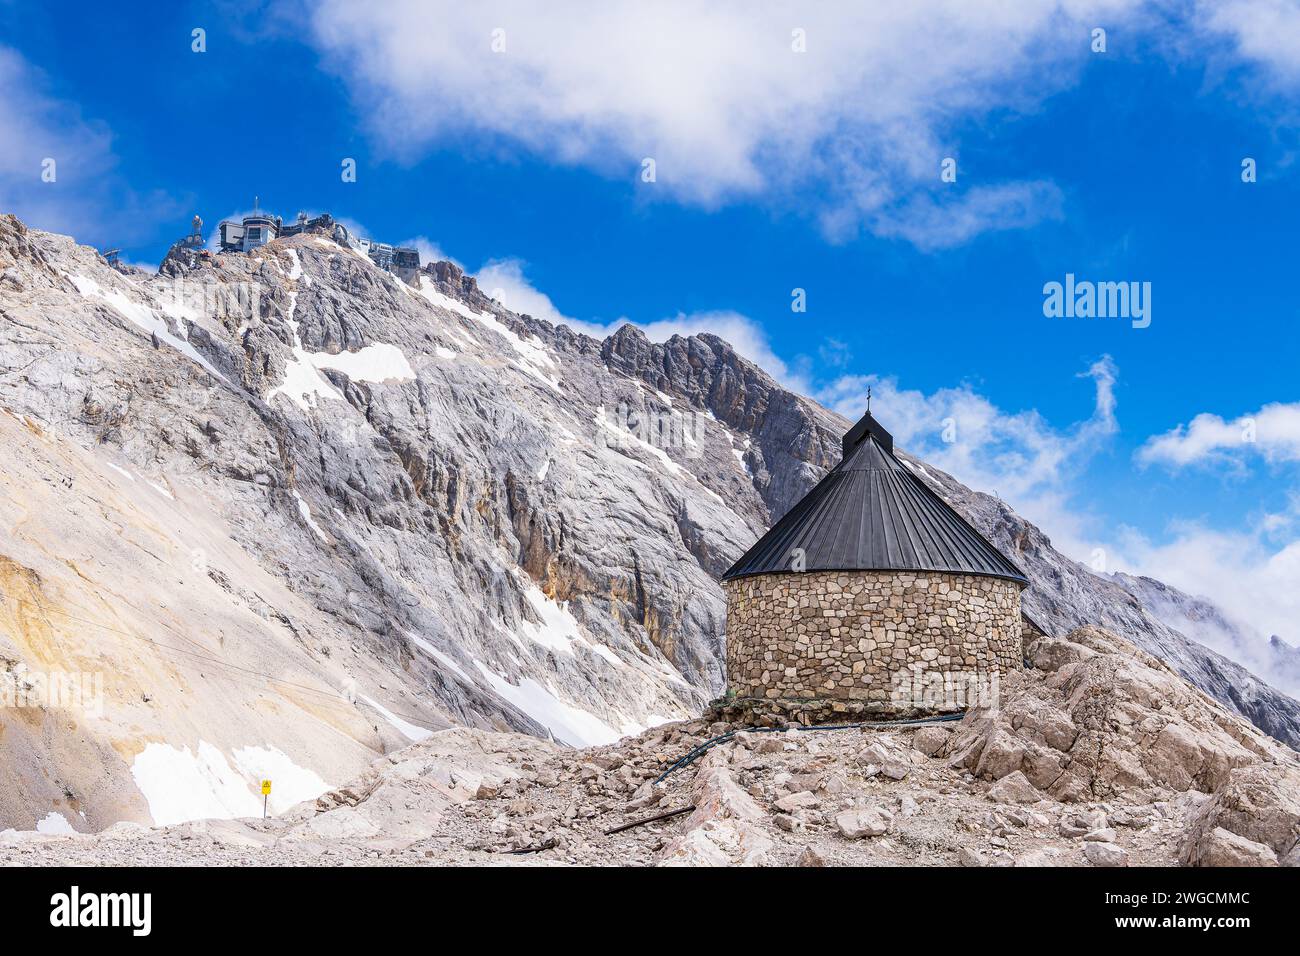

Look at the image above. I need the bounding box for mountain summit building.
[721,410,1030,719]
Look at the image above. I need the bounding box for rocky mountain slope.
[7,625,1297,866]
[0,212,1296,834]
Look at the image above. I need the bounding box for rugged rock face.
[943,626,1293,802]
[0,212,1296,833]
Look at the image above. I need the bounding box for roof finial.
[866,386,872,414]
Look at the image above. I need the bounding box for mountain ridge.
[0,212,1295,834]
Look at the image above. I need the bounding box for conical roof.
[723,411,1028,585]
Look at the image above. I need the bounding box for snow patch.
[405,631,472,682]
[269,288,413,410]
[472,662,623,747]
[36,812,77,835]
[519,583,587,654]
[418,278,560,391]
[129,740,327,824]
[360,694,433,742]
[131,741,261,826]
[311,343,415,382]
[230,745,329,814]
[293,491,329,543]
[901,459,933,482]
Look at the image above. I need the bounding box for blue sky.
[2,1,1299,661]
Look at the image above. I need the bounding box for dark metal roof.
[723,412,1029,586]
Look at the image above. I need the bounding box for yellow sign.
[261,780,272,795]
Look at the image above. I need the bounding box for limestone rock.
[774,791,819,813]
[659,750,772,866]
[946,627,1292,803]
[834,807,892,839]
[1083,842,1128,867]
[1185,827,1278,867]
[795,846,826,867]
[1180,764,1300,866]
[1016,847,1065,866]
[912,725,952,757]
[958,846,1014,867]
[987,771,1043,805]
[1059,809,1108,838]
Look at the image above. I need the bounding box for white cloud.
[1128,397,1300,667]
[1110,516,1300,693]
[1137,401,1300,469]
[0,46,111,197]
[301,0,1145,247]
[476,258,571,326]
[826,180,1066,250]
[1193,0,1300,86]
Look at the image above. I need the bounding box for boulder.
[834,807,892,839]
[912,725,951,757]
[795,846,826,867]
[774,791,819,813]
[987,771,1043,805]
[1083,842,1128,867]
[658,750,771,866]
[1185,827,1278,867]
[958,846,1014,867]
[1059,809,1108,837]
[1016,847,1065,866]
[1180,764,1300,865]
[1026,636,1098,672]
